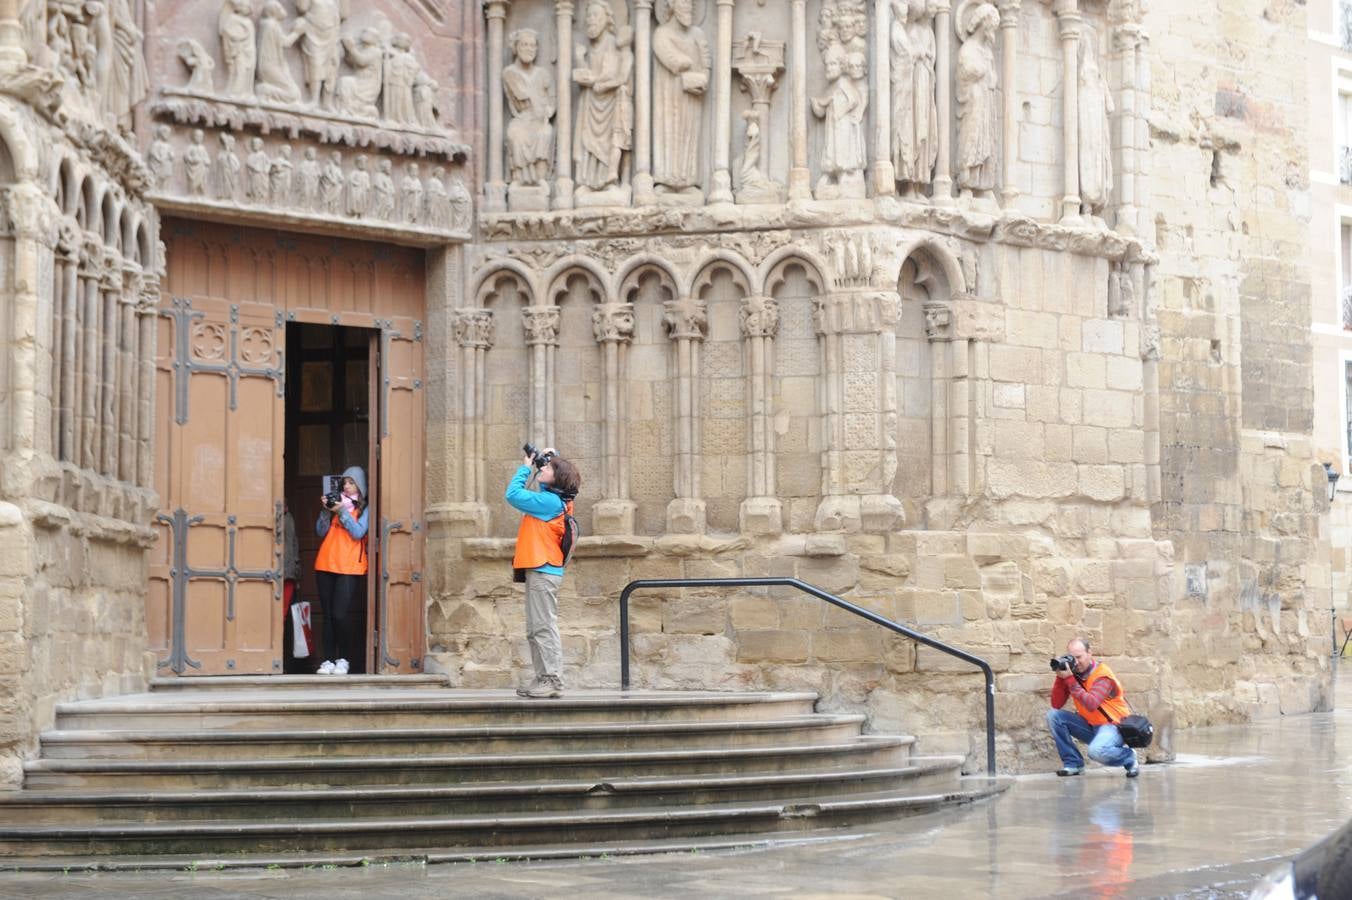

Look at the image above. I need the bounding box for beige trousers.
[524,569,563,680]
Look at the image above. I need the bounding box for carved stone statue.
[147,124,176,188]
[413,71,439,129]
[400,162,424,223]
[319,150,345,214]
[811,43,867,199]
[256,0,302,104]
[448,174,472,231]
[177,38,216,93]
[290,0,342,109]
[297,146,321,208]
[107,0,148,129]
[337,27,383,119]
[383,32,420,124]
[425,167,451,229]
[504,28,556,187]
[652,0,710,199]
[269,144,294,204]
[1078,34,1114,222]
[347,155,370,216]
[216,132,241,199]
[371,158,396,219]
[218,0,257,99]
[245,137,270,201]
[573,0,635,197]
[891,0,939,198]
[955,0,999,198]
[184,129,212,196]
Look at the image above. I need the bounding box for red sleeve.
[1051,676,1070,708]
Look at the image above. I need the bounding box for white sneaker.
[333,658,349,675]
[316,660,335,675]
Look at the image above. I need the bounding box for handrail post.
[620,583,632,691]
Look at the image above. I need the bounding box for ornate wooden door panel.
[153,288,285,676]
[375,317,425,673]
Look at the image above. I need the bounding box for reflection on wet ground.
[4,676,1352,898]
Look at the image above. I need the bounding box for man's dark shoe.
[1056,767,1083,777]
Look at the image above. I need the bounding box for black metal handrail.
[618,577,997,776]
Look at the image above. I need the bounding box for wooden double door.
[149,220,426,676]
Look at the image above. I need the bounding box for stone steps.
[0,684,1007,863]
[147,675,452,691]
[36,714,871,759]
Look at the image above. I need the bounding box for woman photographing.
[314,466,369,675]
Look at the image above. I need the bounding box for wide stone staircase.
[0,676,1007,869]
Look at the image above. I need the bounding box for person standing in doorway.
[315,466,369,675]
[506,447,580,698]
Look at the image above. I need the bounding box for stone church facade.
[0,0,1328,783]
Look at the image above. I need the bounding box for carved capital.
[634,0,654,10]
[521,305,561,346]
[737,71,779,107]
[2,184,57,244]
[1140,322,1160,361]
[662,298,708,342]
[452,308,495,349]
[56,220,81,260]
[592,302,636,344]
[79,234,104,274]
[814,291,898,336]
[923,302,954,342]
[555,0,576,17]
[998,0,1021,25]
[739,295,780,339]
[485,0,510,20]
[826,231,878,289]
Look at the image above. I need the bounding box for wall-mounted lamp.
[1326,462,1342,503]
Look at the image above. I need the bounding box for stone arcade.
[0,0,1330,786]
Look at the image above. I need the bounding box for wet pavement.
[4,675,1352,898]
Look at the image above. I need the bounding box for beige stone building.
[0,0,1333,786]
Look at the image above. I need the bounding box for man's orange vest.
[1074,661,1131,726]
[315,515,368,576]
[512,501,573,570]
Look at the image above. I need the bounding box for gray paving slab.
[4,674,1352,898]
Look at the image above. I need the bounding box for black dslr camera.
[522,442,555,469]
[1049,654,1076,672]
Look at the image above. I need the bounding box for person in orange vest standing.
[506,446,581,699]
[1047,637,1141,777]
[314,466,369,675]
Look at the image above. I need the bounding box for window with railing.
[1342,146,1352,184]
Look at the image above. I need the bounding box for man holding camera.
[1046,638,1141,778]
[505,444,581,699]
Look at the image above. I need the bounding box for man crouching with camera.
[1046,637,1141,778]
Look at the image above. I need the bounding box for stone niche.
[138,0,474,241]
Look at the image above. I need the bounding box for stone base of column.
[708,170,734,205]
[788,167,812,201]
[666,497,707,534]
[553,177,575,210]
[1059,196,1083,226]
[592,499,636,536]
[739,496,783,535]
[813,495,860,533]
[425,502,491,537]
[931,176,956,207]
[873,162,896,197]
[1114,204,1139,235]
[484,182,507,212]
[633,172,657,207]
[860,493,905,533]
[574,184,632,209]
[507,183,550,211]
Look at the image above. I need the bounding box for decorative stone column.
[1112,21,1141,235]
[924,302,973,499]
[452,309,495,525]
[592,302,636,535]
[0,0,27,69]
[553,0,576,210]
[53,224,79,462]
[788,0,811,200]
[522,305,560,449]
[1055,0,1082,224]
[485,0,509,211]
[999,0,1021,209]
[873,0,896,196]
[118,263,141,484]
[740,294,782,534]
[709,0,736,204]
[932,0,955,206]
[99,257,121,477]
[1136,29,1151,240]
[3,184,54,462]
[633,0,657,205]
[136,277,159,489]
[734,37,785,204]
[812,273,905,533]
[663,296,708,533]
[78,234,102,471]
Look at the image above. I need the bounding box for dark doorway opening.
[283,322,376,674]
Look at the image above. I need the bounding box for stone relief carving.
[453,309,496,348]
[448,174,473,231]
[148,124,176,187]
[504,28,555,206]
[245,136,270,200]
[218,0,257,98]
[573,0,635,203]
[522,306,562,345]
[177,38,217,93]
[107,0,149,129]
[216,132,241,199]
[46,0,147,132]
[184,129,212,195]
[320,150,345,214]
[812,1,869,200]
[337,27,384,118]
[256,0,302,103]
[426,167,451,229]
[269,144,294,204]
[733,34,784,204]
[297,146,321,207]
[739,294,780,338]
[593,302,637,342]
[662,297,709,340]
[383,32,420,124]
[891,0,939,199]
[371,157,396,219]
[652,0,710,201]
[400,162,424,223]
[954,0,999,200]
[292,0,343,109]
[347,154,370,216]
[1077,33,1113,223]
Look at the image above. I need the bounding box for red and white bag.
[290,600,313,659]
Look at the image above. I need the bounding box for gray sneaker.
[524,675,563,699]
[515,677,542,698]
